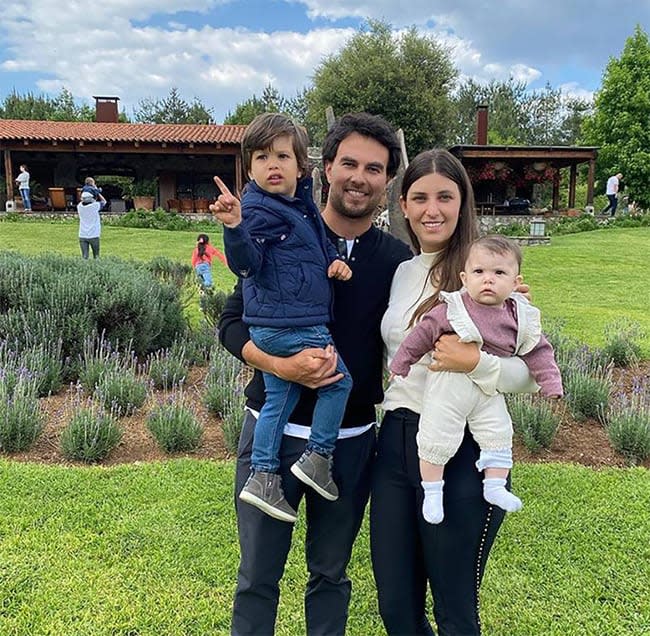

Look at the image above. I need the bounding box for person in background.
[81,177,102,201]
[602,172,623,216]
[15,164,32,212]
[191,233,227,291]
[77,190,107,259]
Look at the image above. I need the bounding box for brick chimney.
[94,96,120,123]
[475,104,488,145]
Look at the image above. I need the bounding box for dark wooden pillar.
[552,176,560,211]
[586,159,596,205]
[568,164,577,207]
[3,148,14,200]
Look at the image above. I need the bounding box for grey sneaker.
[290,449,339,501]
[239,471,298,523]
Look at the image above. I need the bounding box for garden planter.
[133,196,155,211]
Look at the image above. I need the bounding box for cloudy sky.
[1,0,648,122]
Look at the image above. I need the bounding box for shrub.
[184,323,218,365]
[507,394,561,452]
[0,339,63,397]
[200,289,229,327]
[601,318,643,367]
[0,252,188,378]
[204,344,244,417]
[563,364,612,421]
[603,378,650,464]
[145,256,192,289]
[147,345,189,390]
[60,404,122,463]
[221,386,246,454]
[95,367,149,417]
[147,399,203,453]
[78,334,124,394]
[0,374,45,453]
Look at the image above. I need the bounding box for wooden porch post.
[552,176,560,211]
[235,153,243,195]
[568,164,577,207]
[586,159,596,205]
[3,149,14,200]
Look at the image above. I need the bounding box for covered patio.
[1,97,246,213]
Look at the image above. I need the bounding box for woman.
[371,149,537,635]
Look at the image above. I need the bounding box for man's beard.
[328,187,381,220]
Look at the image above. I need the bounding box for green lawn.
[1,221,650,634]
[1,459,648,636]
[0,219,237,294]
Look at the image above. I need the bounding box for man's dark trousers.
[231,410,376,635]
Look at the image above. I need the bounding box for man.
[602,172,623,216]
[77,190,107,259]
[214,113,413,635]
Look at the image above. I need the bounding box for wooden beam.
[568,164,577,207]
[3,149,13,201]
[587,159,596,205]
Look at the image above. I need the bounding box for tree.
[305,20,457,155]
[0,88,95,121]
[223,84,288,125]
[450,78,530,145]
[582,25,650,206]
[133,87,214,124]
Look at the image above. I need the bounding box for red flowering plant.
[467,162,513,182]
[523,163,558,184]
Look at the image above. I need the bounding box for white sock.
[421,480,444,524]
[483,478,522,512]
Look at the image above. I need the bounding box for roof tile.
[0,119,246,145]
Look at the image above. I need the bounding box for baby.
[390,235,562,523]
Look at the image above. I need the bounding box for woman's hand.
[429,334,480,373]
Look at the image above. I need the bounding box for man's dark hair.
[321,113,401,179]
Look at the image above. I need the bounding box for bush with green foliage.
[147,345,189,390]
[199,289,229,327]
[94,367,149,417]
[78,334,126,394]
[0,373,45,453]
[601,318,643,367]
[105,209,218,232]
[603,378,650,464]
[507,394,561,452]
[147,399,203,453]
[563,361,612,421]
[0,339,63,397]
[0,252,187,375]
[60,404,122,462]
[204,344,244,418]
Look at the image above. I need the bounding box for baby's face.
[460,246,522,307]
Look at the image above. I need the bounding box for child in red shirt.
[191,233,227,290]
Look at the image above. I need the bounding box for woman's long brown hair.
[402,149,478,327]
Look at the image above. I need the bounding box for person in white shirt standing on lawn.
[77,190,107,259]
[15,164,32,212]
[602,172,623,216]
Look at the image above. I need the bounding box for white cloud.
[2,0,648,122]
